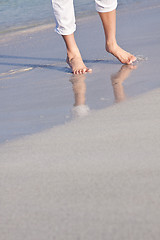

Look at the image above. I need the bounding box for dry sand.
[0,4,160,240]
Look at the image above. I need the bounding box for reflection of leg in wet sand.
[70,75,90,119]
[111,65,137,103]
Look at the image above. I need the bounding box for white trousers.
[52,0,117,35]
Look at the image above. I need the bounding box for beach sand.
[0,4,160,240]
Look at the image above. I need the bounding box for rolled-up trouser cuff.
[95,0,117,12]
[54,25,76,35]
[52,0,76,35]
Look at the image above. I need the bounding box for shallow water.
[1,0,159,34]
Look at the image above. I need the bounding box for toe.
[127,60,132,65]
[86,68,92,73]
[79,69,83,74]
[82,68,87,74]
[126,56,134,64]
[132,55,137,62]
[129,55,136,64]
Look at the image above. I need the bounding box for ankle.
[105,40,118,53]
[67,49,82,61]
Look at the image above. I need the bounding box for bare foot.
[66,56,92,75]
[106,43,136,64]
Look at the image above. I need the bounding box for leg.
[52,0,92,74]
[96,0,136,64]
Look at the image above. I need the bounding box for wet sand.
[0,5,160,240]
